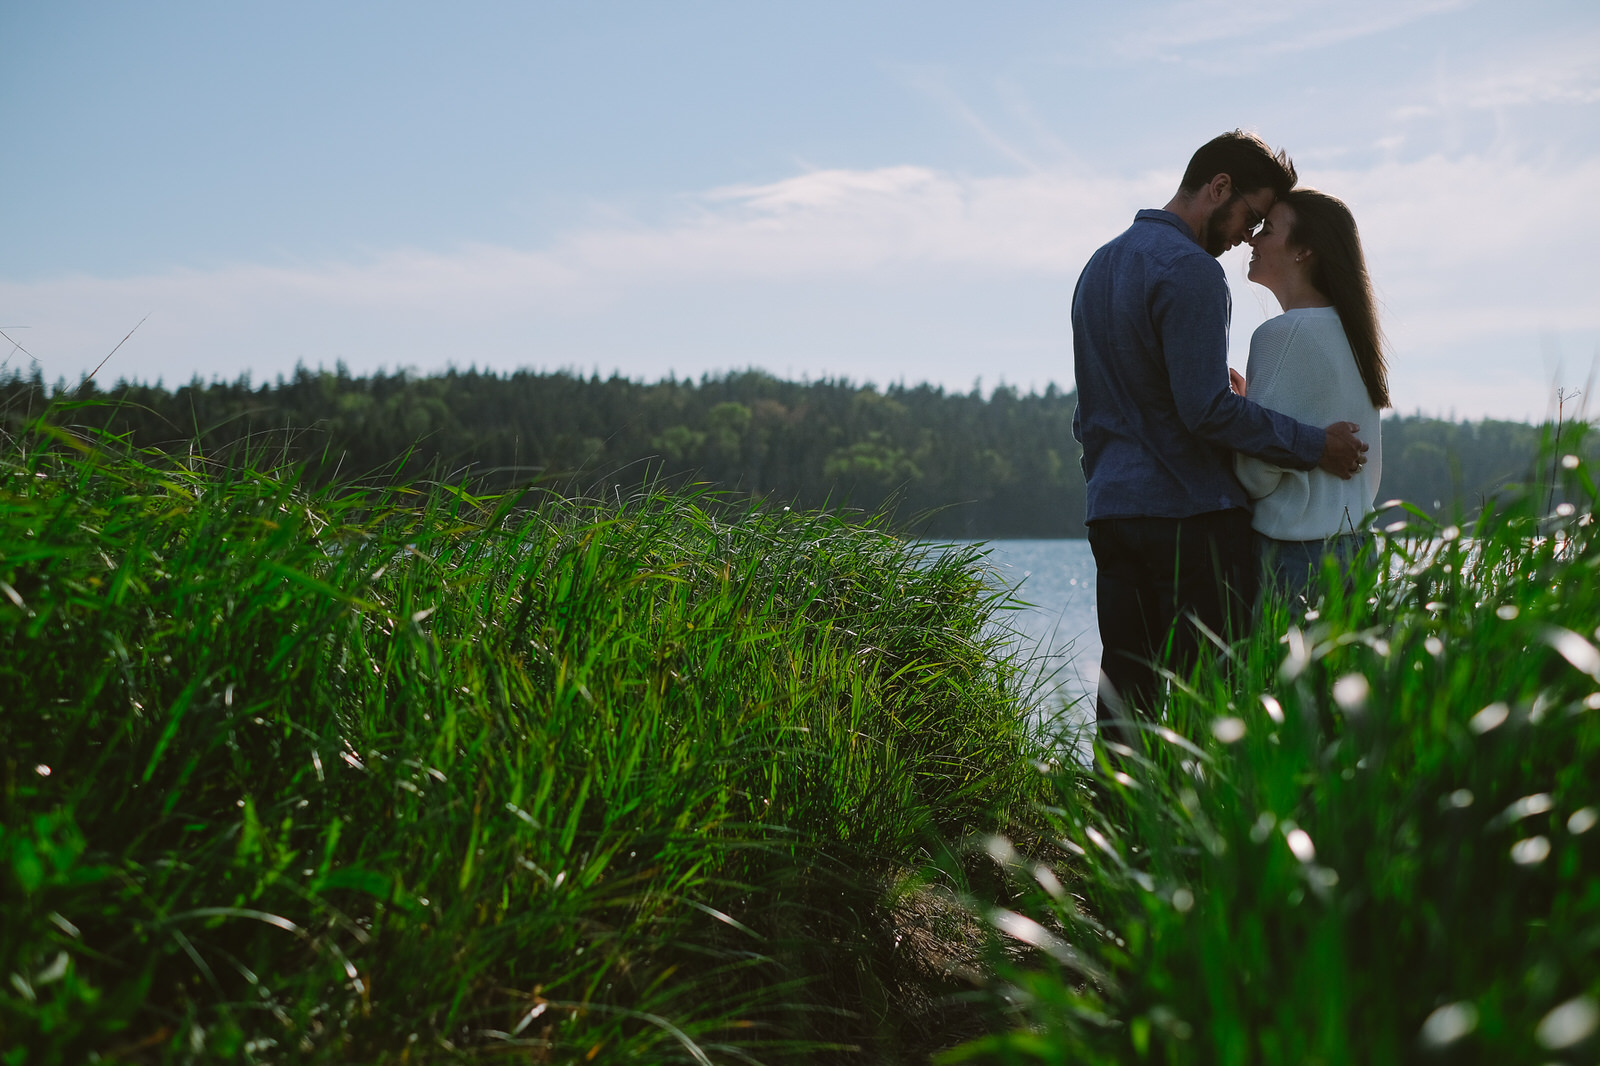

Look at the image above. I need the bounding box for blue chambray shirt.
[1071,209,1325,524]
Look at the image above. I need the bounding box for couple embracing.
[1071,130,1390,747]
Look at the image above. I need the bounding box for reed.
[952,424,1600,1065]
[16,395,1594,1064]
[1,410,1047,1063]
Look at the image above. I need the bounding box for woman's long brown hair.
[1285,188,1391,409]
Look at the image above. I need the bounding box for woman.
[1234,188,1390,606]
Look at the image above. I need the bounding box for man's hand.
[1318,422,1368,480]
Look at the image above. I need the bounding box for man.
[1071,130,1367,748]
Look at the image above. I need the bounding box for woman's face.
[1246,201,1304,289]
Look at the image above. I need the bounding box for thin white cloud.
[995,78,1074,164]
[1116,0,1470,62]
[1389,29,1600,121]
[0,164,1160,384]
[898,68,1046,172]
[4,149,1596,420]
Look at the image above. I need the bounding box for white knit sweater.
[1234,307,1383,540]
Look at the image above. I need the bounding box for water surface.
[936,538,1099,739]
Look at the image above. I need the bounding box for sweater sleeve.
[1234,317,1296,496]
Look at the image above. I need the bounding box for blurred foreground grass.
[958,426,1600,1065]
[1,409,1047,1062]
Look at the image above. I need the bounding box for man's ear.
[1206,173,1232,203]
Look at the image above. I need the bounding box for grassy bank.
[957,433,1600,1064]
[13,400,1599,1065]
[1,411,1049,1062]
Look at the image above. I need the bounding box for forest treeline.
[1,365,1584,538]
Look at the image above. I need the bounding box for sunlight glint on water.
[937,539,1100,739]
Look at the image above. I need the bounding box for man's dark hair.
[1179,130,1297,197]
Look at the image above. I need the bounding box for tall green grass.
[18,398,1596,1065]
[1,411,1047,1063]
[953,427,1600,1064]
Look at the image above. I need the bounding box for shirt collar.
[1134,208,1198,244]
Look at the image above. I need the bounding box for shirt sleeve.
[1151,254,1325,470]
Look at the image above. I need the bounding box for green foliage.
[5,368,1583,540]
[952,427,1600,1064]
[0,412,1047,1062]
[8,376,1596,1063]
[1378,414,1587,521]
[0,368,1087,538]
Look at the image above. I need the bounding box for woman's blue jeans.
[1254,531,1372,616]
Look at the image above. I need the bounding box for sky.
[3,0,1597,422]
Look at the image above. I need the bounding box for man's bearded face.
[1200,197,1241,256]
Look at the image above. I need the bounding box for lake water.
[935,533,1450,752]
[933,538,1100,739]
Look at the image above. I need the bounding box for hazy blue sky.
[4,1,1597,420]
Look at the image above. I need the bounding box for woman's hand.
[1229,368,1247,397]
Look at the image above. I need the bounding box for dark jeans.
[1088,509,1256,747]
